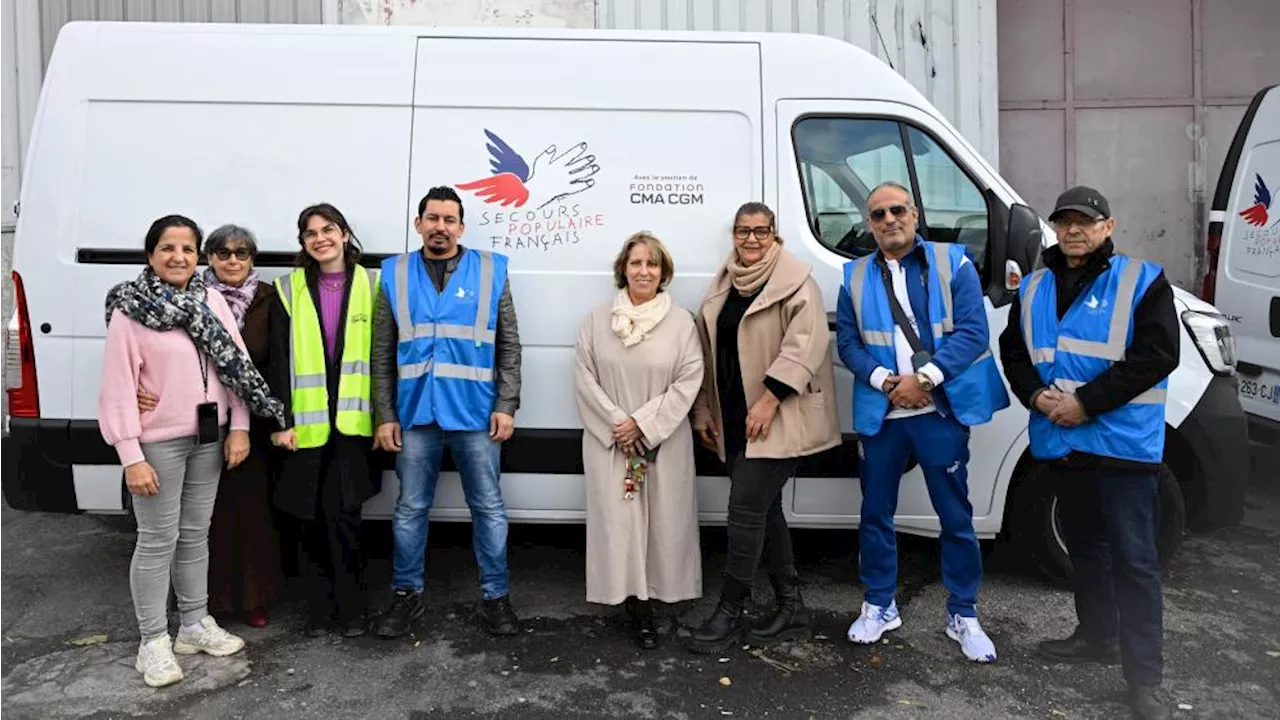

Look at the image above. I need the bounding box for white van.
[1202,84,1280,452]
[3,22,1249,580]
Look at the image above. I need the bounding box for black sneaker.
[374,590,424,638]
[483,596,520,636]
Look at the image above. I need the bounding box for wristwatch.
[915,372,935,393]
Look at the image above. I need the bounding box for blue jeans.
[391,425,510,600]
[1051,465,1163,686]
[858,412,982,618]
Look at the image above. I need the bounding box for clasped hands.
[881,374,930,410]
[614,417,645,456]
[1034,388,1088,427]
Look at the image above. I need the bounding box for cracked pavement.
[3,445,1277,719]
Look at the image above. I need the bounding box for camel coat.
[691,247,842,461]
[574,300,705,605]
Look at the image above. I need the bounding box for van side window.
[793,117,990,270]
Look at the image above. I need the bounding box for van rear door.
[1204,84,1280,434]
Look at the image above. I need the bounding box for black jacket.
[998,239,1180,470]
[267,266,380,520]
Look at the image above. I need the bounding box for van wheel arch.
[1004,438,1188,588]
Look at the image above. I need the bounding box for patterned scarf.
[202,267,260,329]
[104,268,285,427]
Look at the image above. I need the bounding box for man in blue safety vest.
[999,186,1178,720]
[370,185,523,639]
[836,181,1009,663]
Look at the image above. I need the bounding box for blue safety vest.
[1019,254,1168,464]
[843,240,1009,437]
[380,248,508,432]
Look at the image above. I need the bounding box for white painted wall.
[341,0,595,27]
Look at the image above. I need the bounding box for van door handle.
[827,310,837,332]
[1270,297,1279,338]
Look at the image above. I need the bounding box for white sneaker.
[135,635,184,688]
[846,601,902,644]
[173,616,245,657]
[947,614,997,663]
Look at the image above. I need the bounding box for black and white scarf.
[105,268,286,427]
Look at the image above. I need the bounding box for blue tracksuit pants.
[858,411,982,618]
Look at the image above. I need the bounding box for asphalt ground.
[3,443,1277,719]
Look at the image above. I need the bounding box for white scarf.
[610,288,672,347]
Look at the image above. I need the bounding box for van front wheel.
[1011,463,1186,588]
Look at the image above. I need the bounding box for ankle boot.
[688,575,750,654]
[747,574,812,645]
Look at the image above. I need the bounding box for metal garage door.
[997,0,1280,290]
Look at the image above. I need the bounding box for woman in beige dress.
[574,231,705,650]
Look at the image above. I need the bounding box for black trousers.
[724,454,800,585]
[300,504,366,625]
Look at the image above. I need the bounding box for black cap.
[1048,185,1111,221]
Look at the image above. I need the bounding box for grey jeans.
[132,433,223,640]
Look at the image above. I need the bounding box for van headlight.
[1181,310,1236,376]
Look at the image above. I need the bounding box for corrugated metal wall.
[595,0,1000,164]
[37,0,324,69]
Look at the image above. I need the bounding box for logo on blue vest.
[1084,294,1109,314]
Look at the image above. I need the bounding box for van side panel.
[365,38,764,520]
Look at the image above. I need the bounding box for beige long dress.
[574,300,705,605]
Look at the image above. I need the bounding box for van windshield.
[793,116,990,280]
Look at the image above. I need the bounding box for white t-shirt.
[868,257,945,420]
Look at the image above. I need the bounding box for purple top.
[318,271,346,360]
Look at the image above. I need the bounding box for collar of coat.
[704,244,814,316]
[1041,237,1115,276]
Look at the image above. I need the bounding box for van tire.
[1010,463,1186,588]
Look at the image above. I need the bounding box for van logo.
[1239,173,1273,227]
[457,129,602,211]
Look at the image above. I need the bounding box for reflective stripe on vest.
[381,248,506,432]
[842,240,1008,435]
[1018,254,1168,463]
[275,267,377,448]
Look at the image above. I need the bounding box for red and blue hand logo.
[1239,173,1272,227]
[457,129,601,210]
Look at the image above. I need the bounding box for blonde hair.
[613,231,675,290]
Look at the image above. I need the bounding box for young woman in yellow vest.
[268,203,380,638]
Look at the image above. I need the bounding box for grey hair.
[203,223,259,258]
[867,181,915,207]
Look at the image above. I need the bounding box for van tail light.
[6,270,40,418]
[1200,218,1222,304]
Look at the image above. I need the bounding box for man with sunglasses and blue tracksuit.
[835,181,1010,663]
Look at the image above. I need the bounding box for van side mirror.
[1003,203,1042,293]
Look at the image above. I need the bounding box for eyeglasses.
[302,223,342,241]
[213,248,252,261]
[733,225,774,240]
[868,205,912,222]
[1051,216,1105,231]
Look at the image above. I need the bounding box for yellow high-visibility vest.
[274,267,377,448]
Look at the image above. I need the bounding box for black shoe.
[483,595,520,636]
[304,620,328,638]
[624,597,658,650]
[1126,685,1171,720]
[337,616,368,638]
[747,574,812,646]
[374,590,425,638]
[1037,631,1121,665]
[688,575,750,655]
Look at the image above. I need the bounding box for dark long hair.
[295,203,363,273]
[145,214,203,256]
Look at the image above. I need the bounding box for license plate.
[1239,371,1280,406]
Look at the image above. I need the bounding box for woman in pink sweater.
[99,215,285,688]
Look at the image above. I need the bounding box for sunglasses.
[733,225,774,240]
[212,248,253,261]
[868,205,912,222]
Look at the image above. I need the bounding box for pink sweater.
[98,289,251,467]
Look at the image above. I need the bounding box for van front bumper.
[1176,374,1251,529]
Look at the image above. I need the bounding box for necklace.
[319,273,345,291]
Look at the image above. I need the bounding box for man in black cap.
[999,186,1178,720]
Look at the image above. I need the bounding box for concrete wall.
[998,0,1280,290]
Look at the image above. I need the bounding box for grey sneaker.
[135,635,184,688]
[173,616,245,657]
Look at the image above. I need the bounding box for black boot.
[688,575,750,654]
[747,574,812,645]
[624,597,658,650]
[1037,629,1121,665]
[1126,684,1171,720]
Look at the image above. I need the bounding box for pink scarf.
[202,267,260,329]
